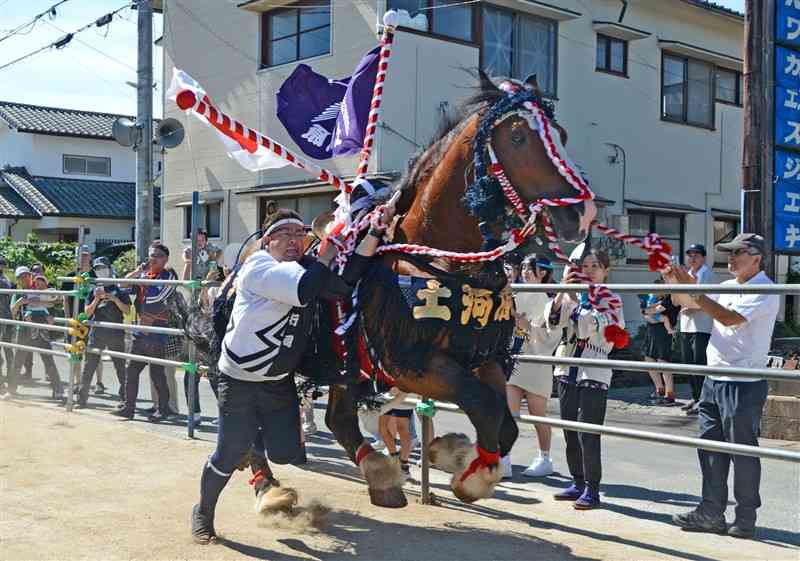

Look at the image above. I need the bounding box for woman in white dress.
[500,255,560,479]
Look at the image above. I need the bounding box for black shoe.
[110,408,134,420]
[728,523,755,539]
[672,509,727,534]
[191,504,217,545]
[143,406,157,415]
[148,409,176,423]
[94,383,106,395]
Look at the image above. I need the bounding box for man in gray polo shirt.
[680,244,715,415]
[666,234,779,539]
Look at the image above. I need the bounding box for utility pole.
[135,0,154,263]
[743,0,776,276]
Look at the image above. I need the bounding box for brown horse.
[323,73,596,508]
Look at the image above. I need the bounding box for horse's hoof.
[368,485,408,508]
[451,463,502,504]
[255,484,298,514]
[429,433,473,474]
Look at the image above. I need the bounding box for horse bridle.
[467,80,595,248]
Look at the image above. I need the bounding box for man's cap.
[716,233,766,254]
[685,244,706,256]
[14,266,31,277]
[76,244,91,256]
[93,256,111,269]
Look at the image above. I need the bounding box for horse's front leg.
[324,384,407,508]
[397,353,509,503]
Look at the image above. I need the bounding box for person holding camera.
[668,234,779,539]
[111,242,178,422]
[76,258,131,408]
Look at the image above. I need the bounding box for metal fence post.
[187,191,200,438]
[421,410,432,505]
[65,225,86,412]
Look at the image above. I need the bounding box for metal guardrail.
[0,340,68,359]
[52,317,184,337]
[405,398,800,463]
[57,276,220,287]
[510,283,800,294]
[0,318,72,334]
[0,288,76,296]
[516,355,800,382]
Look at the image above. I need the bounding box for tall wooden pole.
[743,0,776,276]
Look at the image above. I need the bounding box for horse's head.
[467,73,596,244]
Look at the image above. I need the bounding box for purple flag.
[331,46,380,157]
[276,64,349,160]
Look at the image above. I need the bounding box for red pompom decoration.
[647,241,673,272]
[176,90,197,110]
[604,324,630,349]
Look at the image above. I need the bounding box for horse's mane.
[395,71,502,195]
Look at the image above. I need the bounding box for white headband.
[265,218,305,236]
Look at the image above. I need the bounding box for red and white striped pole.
[354,12,397,181]
[175,89,352,194]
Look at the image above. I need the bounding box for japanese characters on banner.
[775,0,800,252]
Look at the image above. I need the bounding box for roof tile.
[0,101,134,140]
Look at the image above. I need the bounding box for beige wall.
[161,0,746,323]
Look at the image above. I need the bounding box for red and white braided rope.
[355,26,395,180]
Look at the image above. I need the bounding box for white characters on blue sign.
[786,53,800,77]
[785,191,800,213]
[785,156,800,180]
[786,89,800,110]
[784,121,800,145]
[786,224,800,248]
[788,0,800,10]
[789,16,800,40]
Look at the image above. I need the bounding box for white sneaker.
[522,455,553,478]
[302,422,318,435]
[500,455,513,480]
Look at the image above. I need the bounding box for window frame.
[714,66,742,107]
[386,0,477,46]
[478,4,559,98]
[660,51,716,130]
[713,216,739,265]
[183,202,222,240]
[260,0,332,69]
[62,154,111,177]
[626,210,685,265]
[595,33,628,78]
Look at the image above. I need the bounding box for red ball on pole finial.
[176,90,197,110]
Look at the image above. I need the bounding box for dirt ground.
[0,400,795,561]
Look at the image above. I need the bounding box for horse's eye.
[510,130,526,146]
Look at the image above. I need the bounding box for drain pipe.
[618,0,628,23]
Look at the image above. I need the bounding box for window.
[628,210,684,263]
[386,0,474,42]
[661,54,714,128]
[63,155,111,176]
[261,0,331,68]
[183,202,222,239]
[713,217,739,264]
[715,67,742,106]
[596,34,627,76]
[481,6,557,97]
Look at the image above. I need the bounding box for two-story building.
[0,101,161,252]
[159,0,752,325]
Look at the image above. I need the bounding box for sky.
[0,0,745,118]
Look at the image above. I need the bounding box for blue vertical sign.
[775,1,800,252]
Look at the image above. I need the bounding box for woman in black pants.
[546,250,623,510]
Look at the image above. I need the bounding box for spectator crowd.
[0,225,790,540]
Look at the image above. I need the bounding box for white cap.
[14,266,31,277]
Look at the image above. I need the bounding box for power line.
[0,0,71,44]
[0,2,135,73]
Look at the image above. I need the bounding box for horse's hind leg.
[325,384,407,508]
